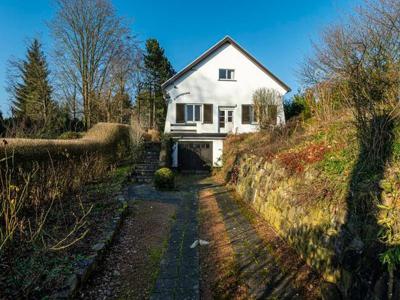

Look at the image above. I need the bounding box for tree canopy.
[138,38,175,130]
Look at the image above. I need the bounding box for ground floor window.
[184,104,201,122]
[241,105,257,124]
[176,103,213,123]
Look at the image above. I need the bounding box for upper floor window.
[219,69,235,80]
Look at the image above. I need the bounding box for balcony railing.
[170,123,197,133]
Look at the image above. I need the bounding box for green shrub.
[58,131,84,139]
[154,167,175,190]
[284,92,311,121]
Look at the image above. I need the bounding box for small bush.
[154,167,175,190]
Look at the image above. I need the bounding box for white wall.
[172,142,178,167]
[164,43,288,134]
[213,139,223,167]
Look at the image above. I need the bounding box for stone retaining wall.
[232,154,345,284]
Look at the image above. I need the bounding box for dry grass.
[221,111,354,180]
[0,121,141,298]
[0,122,131,160]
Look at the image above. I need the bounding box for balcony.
[170,123,197,133]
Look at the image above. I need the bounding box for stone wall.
[232,154,345,284]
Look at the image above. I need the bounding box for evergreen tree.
[12,39,53,130]
[142,39,175,129]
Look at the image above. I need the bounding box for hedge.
[0,122,132,162]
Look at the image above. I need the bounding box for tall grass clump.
[0,121,138,297]
[0,145,108,252]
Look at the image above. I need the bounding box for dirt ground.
[78,200,176,299]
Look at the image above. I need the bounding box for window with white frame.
[185,104,202,122]
[219,69,235,80]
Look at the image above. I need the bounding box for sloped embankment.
[221,116,400,298]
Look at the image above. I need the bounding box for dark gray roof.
[161,36,291,92]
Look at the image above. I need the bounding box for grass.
[222,115,355,182]
[0,161,134,298]
[150,213,176,291]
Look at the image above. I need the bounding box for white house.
[162,36,290,170]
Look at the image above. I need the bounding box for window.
[241,105,257,124]
[185,104,201,122]
[195,105,201,121]
[203,104,213,124]
[176,103,185,123]
[227,111,233,122]
[219,69,235,80]
[219,110,225,128]
[186,105,194,121]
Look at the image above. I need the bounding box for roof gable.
[162,36,291,92]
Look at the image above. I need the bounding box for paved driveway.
[128,175,209,300]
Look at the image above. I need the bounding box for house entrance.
[219,109,234,133]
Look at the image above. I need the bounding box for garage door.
[178,142,213,171]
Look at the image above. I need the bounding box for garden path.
[79,175,321,299]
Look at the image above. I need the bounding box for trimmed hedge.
[154,167,175,190]
[0,122,132,162]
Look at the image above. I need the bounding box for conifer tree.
[142,39,175,129]
[12,39,53,128]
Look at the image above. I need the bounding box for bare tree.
[50,0,135,128]
[301,0,400,133]
[102,36,142,123]
[252,88,283,129]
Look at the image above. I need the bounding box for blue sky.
[0,0,360,115]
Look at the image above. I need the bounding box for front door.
[219,109,234,133]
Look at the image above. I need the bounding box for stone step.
[143,148,160,153]
[131,142,161,184]
[144,150,160,154]
[144,157,159,161]
[132,177,153,184]
[133,174,153,180]
[143,151,160,156]
[135,163,159,168]
[143,156,160,161]
[135,165,159,170]
[133,170,156,176]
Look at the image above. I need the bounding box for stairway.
[131,142,161,184]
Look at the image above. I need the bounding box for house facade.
[162,36,290,170]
